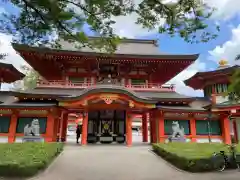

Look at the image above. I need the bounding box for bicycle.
[212,144,240,172]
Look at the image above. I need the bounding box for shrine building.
[0,38,235,145]
[185,60,240,144]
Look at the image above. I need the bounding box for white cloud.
[0,7,6,14]
[0,33,28,69]
[111,0,240,38]
[167,60,206,97]
[209,24,240,65]
[111,0,165,38]
[0,33,28,90]
[206,0,240,20]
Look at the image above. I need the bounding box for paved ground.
[31,143,240,180]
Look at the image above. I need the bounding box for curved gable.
[57,85,157,104]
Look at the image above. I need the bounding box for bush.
[0,142,64,178]
[152,143,232,172]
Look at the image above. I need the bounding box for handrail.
[37,80,175,92]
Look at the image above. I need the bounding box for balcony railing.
[36,80,175,92]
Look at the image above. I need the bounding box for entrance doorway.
[87,110,126,144]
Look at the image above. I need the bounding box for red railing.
[37,80,175,92]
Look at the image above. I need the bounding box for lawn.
[152,143,240,172]
[0,142,64,178]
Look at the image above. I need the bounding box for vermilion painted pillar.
[8,112,18,143]
[142,113,148,142]
[222,116,231,144]
[149,113,153,143]
[45,111,55,142]
[151,111,157,143]
[126,112,132,146]
[233,120,239,143]
[81,112,88,145]
[61,113,68,142]
[190,116,196,142]
[158,111,165,143]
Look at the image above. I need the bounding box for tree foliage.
[12,65,39,91]
[0,0,219,52]
[228,55,240,101]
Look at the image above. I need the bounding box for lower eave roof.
[157,105,207,112]
[12,87,194,102]
[0,103,57,108]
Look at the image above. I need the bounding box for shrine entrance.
[87,110,126,144]
[58,89,157,146]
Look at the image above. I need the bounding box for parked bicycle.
[212,144,240,172]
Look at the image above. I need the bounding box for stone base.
[169,137,186,142]
[22,136,44,143]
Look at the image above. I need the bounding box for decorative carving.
[129,100,134,108]
[24,119,40,136]
[82,100,88,106]
[100,94,118,104]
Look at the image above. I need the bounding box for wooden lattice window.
[196,120,222,135]
[0,116,11,133]
[131,79,146,85]
[16,117,47,134]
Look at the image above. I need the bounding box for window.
[0,116,11,133]
[196,120,221,135]
[69,77,84,83]
[16,117,47,134]
[68,68,77,72]
[204,85,213,97]
[164,120,190,135]
[131,79,146,85]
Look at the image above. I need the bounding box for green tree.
[0,0,219,52]
[12,65,40,91]
[228,55,240,101]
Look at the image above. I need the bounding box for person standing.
[76,124,81,144]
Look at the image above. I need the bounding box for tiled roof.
[0,103,56,108]
[22,87,192,101]
[158,105,207,112]
[12,38,199,60]
[58,38,163,56]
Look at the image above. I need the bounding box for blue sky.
[0,0,240,96]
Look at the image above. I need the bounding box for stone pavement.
[30,144,240,180]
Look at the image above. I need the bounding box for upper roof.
[184,65,240,90]
[12,38,199,83]
[12,42,199,60]
[0,62,25,83]
[58,37,162,56]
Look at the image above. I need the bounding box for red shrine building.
[185,60,240,144]
[0,38,236,145]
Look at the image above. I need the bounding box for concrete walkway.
[32,144,240,180]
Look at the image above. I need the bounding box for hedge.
[0,142,64,178]
[152,143,240,172]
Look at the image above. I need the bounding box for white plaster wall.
[196,138,222,143]
[164,138,191,143]
[0,137,8,143]
[15,137,45,143]
[15,137,23,143]
[215,95,229,104]
[189,100,211,108]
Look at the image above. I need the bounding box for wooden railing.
[36,80,175,92]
